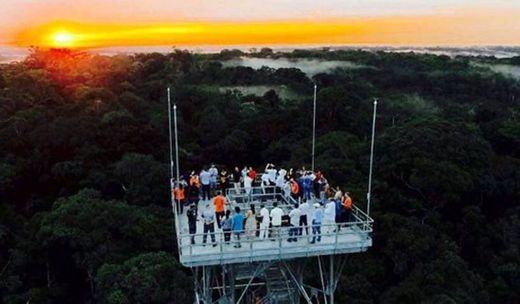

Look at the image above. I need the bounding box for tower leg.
[329,255,334,304]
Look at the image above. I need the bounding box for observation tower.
[167,87,377,303]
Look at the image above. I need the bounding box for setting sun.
[51,31,75,47]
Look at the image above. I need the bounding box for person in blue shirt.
[221,210,233,244]
[232,206,244,248]
[310,203,323,244]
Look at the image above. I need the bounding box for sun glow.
[50,31,76,47]
[10,8,520,49]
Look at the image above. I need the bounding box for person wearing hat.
[186,203,198,245]
[310,203,323,244]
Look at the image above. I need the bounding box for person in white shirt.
[261,173,270,194]
[265,163,277,192]
[208,164,218,193]
[324,198,336,235]
[298,201,310,236]
[288,204,301,242]
[199,169,212,201]
[275,169,286,194]
[270,202,284,240]
[259,204,270,239]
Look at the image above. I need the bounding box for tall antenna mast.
[173,103,180,185]
[167,87,174,181]
[367,98,378,217]
[312,83,317,172]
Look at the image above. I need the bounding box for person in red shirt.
[248,167,257,187]
[213,191,226,228]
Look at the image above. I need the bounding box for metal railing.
[174,185,373,266]
[177,217,372,265]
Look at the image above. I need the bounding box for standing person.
[213,191,226,229]
[245,204,257,238]
[232,166,241,194]
[243,170,253,201]
[201,203,217,247]
[298,200,310,236]
[275,169,287,194]
[270,202,284,240]
[189,171,200,189]
[342,192,353,223]
[265,163,277,193]
[335,196,344,232]
[200,168,211,201]
[219,169,230,196]
[188,183,200,206]
[259,204,270,239]
[248,167,257,187]
[333,186,342,201]
[302,172,313,201]
[222,210,233,244]
[209,164,218,195]
[261,173,270,194]
[232,206,244,248]
[313,170,322,197]
[173,184,186,214]
[290,178,300,202]
[186,203,198,245]
[310,203,323,244]
[324,198,336,235]
[288,204,301,242]
[241,166,249,186]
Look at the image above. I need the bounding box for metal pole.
[329,255,334,304]
[367,98,378,217]
[167,87,174,181]
[311,83,317,172]
[173,103,180,184]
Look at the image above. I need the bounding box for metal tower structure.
[167,88,377,303]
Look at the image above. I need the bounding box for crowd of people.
[171,163,355,247]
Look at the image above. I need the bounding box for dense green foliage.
[0,48,519,303]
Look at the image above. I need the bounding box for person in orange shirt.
[213,191,226,229]
[189,171,200,188]
[173,184,186,214]
[342,192,353,223]
[290,178,300,201]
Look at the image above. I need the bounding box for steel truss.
[191,255,348,304]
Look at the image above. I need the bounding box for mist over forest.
[0,47,519,303]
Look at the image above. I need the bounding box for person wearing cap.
[201,203,217,247]
[186,203,198,245]
[310,203,323,244]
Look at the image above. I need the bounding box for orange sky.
[2,1,520,48]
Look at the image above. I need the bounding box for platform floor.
[175,198,372,267]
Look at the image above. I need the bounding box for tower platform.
[175,187,373,267]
